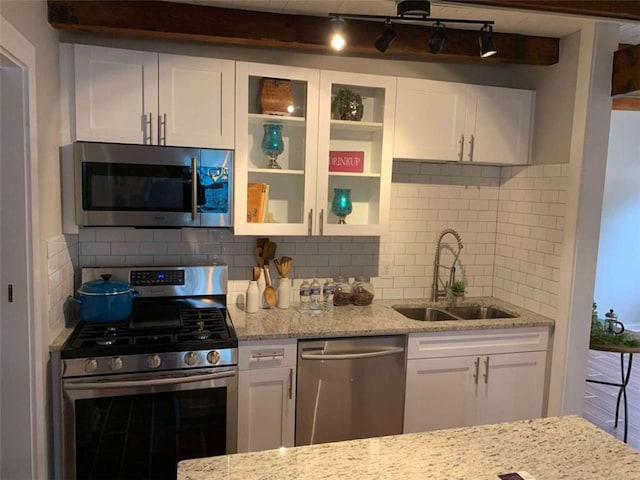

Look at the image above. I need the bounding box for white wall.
[0,2,62,478]
[594,110,640,330]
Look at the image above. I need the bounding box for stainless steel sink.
[392,304,518,321]
[443,305,517,319]
[392,306,459,321]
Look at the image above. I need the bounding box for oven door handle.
[64,370,236,390]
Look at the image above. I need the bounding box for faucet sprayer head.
[436,228,464,250]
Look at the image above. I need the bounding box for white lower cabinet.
[237,339,297,452]
[403,327,549,434]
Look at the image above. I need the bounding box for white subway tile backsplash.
[70,162,567,321]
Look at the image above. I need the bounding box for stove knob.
[85,358,98,373]
[110,357,123,371]
[184,352,198,366]
[207,350,221,365]
[147,354,162,369]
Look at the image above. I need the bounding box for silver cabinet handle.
[288,368,293,400]
[308,208,313,236]
[483,356,489,384]
[468,134,475,161]
[301,347,404,360]
[473,357,480,385]
[250,352,284,360]
[458,134,465,160]
[163,113,167,145]
[147,112,153,144]
[191,157,198,221]
[319,209,324,236]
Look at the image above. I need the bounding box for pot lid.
[78,274,133,296]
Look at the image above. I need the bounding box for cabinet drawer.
[407,327,549,359]
[239,339,297,370]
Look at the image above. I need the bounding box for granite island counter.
[178,416,640,480]
[227,297,555,341]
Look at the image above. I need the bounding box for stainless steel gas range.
[59,265,237,480]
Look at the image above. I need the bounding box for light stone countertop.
[229,297,554,341]
[178,416,640,480]
[50,297,554,350]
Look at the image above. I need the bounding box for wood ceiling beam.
[47,0,559,65]
[612,96,640,111]
[612,43,640,96]
[447,1,640,22]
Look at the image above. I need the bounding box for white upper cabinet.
[74,45,158,144]
[234,63,396,236]
[317,70,396,236]
[394,78,467,162]
[234,62,320,236]
[73,45,234,149]
[464,85,534,165]
[394,77,534,165]
[158,54,234,149]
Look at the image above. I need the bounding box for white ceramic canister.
[277,277,291,309]
[246,281,260,313]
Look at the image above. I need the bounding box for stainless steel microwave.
[74,141,233,227]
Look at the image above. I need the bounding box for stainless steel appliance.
[74,141,233,227]
[295,335,406,446]
[60,265,237,480]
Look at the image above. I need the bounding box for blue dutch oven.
[71,274,139,323]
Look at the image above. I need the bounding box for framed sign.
[329,151,364,173]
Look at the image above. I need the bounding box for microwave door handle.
[191,157,198,221]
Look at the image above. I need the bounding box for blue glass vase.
[261,123,284,169]
[331,188,353,224]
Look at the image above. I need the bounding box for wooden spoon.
[273,258,285,278]
[252,266,262,281]
[263,266,277,307]
[262,241,277,266]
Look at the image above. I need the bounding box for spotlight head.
[428,22,446,54]
[479,24,497,58]
[374,20,397,53]
[330,16,347,51]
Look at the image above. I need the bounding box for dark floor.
[583,348,640,449]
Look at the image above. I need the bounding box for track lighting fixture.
[428,22,446,54]
[330,16,346,51]
[374,20,397,53]
[479,24,497,58]
[328,0,497,58]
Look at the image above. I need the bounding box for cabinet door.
[404,356,476,433]
[393,78,467,162]
[477,351,546,425]
[234,62,319,235]
[74,45,158,144]
[158,54,235,149]
[317,70,396,236]
[238,367,296,452]
[465,85,534,165]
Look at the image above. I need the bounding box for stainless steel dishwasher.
[295,335,406,446]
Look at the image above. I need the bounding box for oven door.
[61,366,237,480]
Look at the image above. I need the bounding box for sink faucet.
[431,228,464,302]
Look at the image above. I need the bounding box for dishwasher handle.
[300,347,404,360]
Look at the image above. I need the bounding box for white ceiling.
[186,0,640,43]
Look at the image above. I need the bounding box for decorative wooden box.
[260,78,294,116]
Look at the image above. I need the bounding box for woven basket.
[260,78,294,116]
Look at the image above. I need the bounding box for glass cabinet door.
[234,62,319,235]
[317,71,396,236]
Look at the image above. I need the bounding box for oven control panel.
[130,269,185,286]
